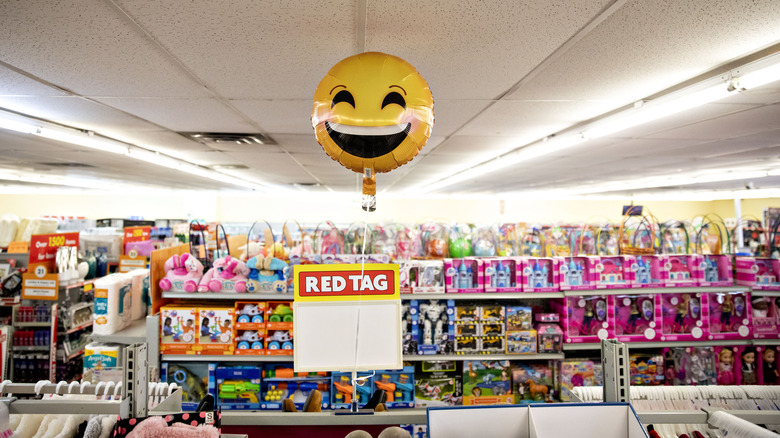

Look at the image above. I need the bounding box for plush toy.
[246,255,288,293]
[198,255,250,293]
[159,253,204,293]
[238,242,264,262]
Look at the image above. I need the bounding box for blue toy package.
[331,371,374,410]
[161,361,216,411]
[413,299,455,355]
[401,424,428,438]
[216,365,262,410]
[373,366,415,408]
[402,302,419,355]
[261,363,330,411]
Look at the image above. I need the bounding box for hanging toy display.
[421,222,448,259]
[471,225,498,257]
[312,52,435,211]
[448,223,472,258]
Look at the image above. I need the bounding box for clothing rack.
[572,340,780,438]
[0,343,182,418]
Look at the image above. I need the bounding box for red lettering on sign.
[297,270,395,297]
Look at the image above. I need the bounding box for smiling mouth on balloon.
[325,121,411,158]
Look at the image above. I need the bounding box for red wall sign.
[29,232,79,271]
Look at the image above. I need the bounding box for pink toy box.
[555,295,612,344]
[693,254,733,287]
[444,258,485,293]
[521,257,559,292]
[661,255,696,286]
[484,257,521,292]
[556,256,597,291]
[752,295,779,339]
[630,255,666,288]
[660,292,707,342]
[593,256,634,289]
[736,257,780,291]
[706,291,752,341]
[400,260,445,294]
[613,294,661,342]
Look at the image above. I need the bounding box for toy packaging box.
[453,304,506,354]
[593,256,634,289]
[402,302,419,355]
[736,257,780,291]
[444,258,485,293]
[521,257,559,292]
[261,363,330,410]
[535,315,563,354]
[400,260,445,294]
[414,361,462,407]
[556,256,597,291]
[758,345,779,385]
[511,361,555,403]
[555,295,612,343]
[506,306,532,331]
[613,294,661,342]
[629,353,664,386]
[161,361,216,411]
[664,347,717,386]
[736,345,759,385]
[266,301,293,355]
[196,307,234,354]
[662,255,696,286]
[355,253,392,264]
[216,365,262,410]
[506,330,537,354]
[660,292,707,342]
[484,257,521,293]
[462,360,513,405]
[715,346,739,385]
[400,425,428,438]
[630,255,666,288]
[413,299,455,355]
[234,301,266,355]
[693,254,733,287]
[559,359,596,402]
[372,366,416,408]
[331,371,374,409]
[752,296,779,339]
[706,291,752,340]
[160,306,197,354]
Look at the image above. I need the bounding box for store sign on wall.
[22,265,59,300]
[293,264,399,302]
[29,232,79,271]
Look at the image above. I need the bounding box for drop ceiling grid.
[364,0,614,100]
[114,0,358,100]
[0,0,211,98]
[507,0,780,114]
[0,66,68,97]
[647,103,780,141]
[230,99,315,135]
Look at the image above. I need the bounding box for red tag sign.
[123,226,151,246]
[294,264,400,302]
[29,232,79,271]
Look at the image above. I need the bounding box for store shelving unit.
[90,318,147,344]
[161,292,294,300]
[563,339,765,351]
[562,285,748,297]
[401,292,564,300]
[221,409,428,426]
[160,353,564,362]
[161,354,294,362]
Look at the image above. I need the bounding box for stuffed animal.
[238,242,264,262]
[198,255,250,293]
[246,255,288,293]
[159,253,204,293]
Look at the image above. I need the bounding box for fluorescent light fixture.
[36,127,129,155]
[409,50,780,195]
[0,117,39,134]
[571,169,775,195]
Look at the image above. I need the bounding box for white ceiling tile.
[430,100,492,137]
[0,66,67,96]
[231,99,313,134]
[93,98,253,132]
[648,103,780,140]
[0,1,210,98]
[114,0,357,99]
[366,0,613,100]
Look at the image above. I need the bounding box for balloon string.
[352,208,372,390]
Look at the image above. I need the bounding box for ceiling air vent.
[181,132,276,146]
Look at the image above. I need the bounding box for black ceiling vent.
[181,132,276,145]
[38,162,95,168]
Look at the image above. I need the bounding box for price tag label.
[118,250,148,272]
[7,241,29,254]
[22,265,59,300]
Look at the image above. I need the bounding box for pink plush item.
[126,416,219,438]
[198,255,251,293]
[159,253,205,293]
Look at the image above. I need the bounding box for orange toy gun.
[333,375,353,404]
[374,374,396,402]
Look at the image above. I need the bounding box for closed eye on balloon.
[382,91,406,109]
[332,89,355,108]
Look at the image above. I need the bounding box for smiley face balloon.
[312,52,434,197]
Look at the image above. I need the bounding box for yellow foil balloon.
[312,52,434,196]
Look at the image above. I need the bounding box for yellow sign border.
[293,263,399,302]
